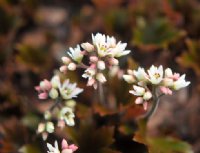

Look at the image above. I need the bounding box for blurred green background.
[0,0,200,153]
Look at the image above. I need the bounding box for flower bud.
[97,61,105,70]
[49,88,58,99]
[37,123,45,133]
[162,78,173,87]
[51,75,60,89]
[143,91,152,100]
[89,56,98,63]
[62,56,71,65]
[60,65,68,73]
[135,97,143,104]
[46,122,54,133]
[44,111,51,120]
[123,75,135,83]
[38,92,48,99]
[109,58,119,65]
[81,42,94,52]
[68,63,76,71]
[165,68,173,78]
[39,80,52,91]
[96,73,106,83]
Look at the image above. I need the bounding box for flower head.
[59,107,75,126]
[147,65,163,84]
[68,45,83,63]
[173,74,190,90]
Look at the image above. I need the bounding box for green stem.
[140,86,160,121]
[49,98,61,112]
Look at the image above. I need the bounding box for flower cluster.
[35,75,83,139]
[35,75,83,100]
[123,65,190,110]
[47,139,78,153]
[60,33,131,88]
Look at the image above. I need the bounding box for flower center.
[154,73,160,79]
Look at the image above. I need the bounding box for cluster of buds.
[60,33,131,89]
[47,139,78,153]
[35,75,83,100]
[123,65,190,110]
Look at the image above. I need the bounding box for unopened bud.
[143,91,152,100]
[60,65,68,73]
[68,63,76,71]
[62,56,71,65]
[96,73,106,83]
[49,88,58,99]
[81,42,94,52]
[97,61,105,70]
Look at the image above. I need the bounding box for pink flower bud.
[109,58,119,66]
[160,86,172,95]
[60,65,68,73]
[38,92,48,99]
[143,102,148,110]
[62,139,69,150]
[90,56,98,63]
[87,78,95,86]
[68,144,78,151]
[40,79,52,91]
[62,56,71,65]
[135,97,143,104]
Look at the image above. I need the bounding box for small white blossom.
[92,33,106,46]
[110,42,131,57]
[143,91,152,100]
[59,107,75,126]
[59,80,83,100]
[133,67,147,81]
[173,74,190,90]
[147,65,163,85]
[47,141,60,153]
[68,45,83,63]
[129,85,145,96]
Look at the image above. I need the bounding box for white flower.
[123,74,135,83]
[59,80,83,100]
[59,107,75,126]
[133,67,147,81]
[68,45,83,63]
[92,33,106,46]
[173,74,190,90]
[107,36,116,48]
[51,75,61,89]
[81,42,94,52]
[96,73,106,83]
[82,67,96,79]
[147,65,163,85]
[47,141,60,153]
[129,85,145,96]
[49,88,59,99]
[110,42,131,57]
[97,61,105,70]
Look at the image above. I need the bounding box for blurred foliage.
[0,0,200,153]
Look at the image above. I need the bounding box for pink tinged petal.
[38,92,48,99]
[43,79,52,90]
[87,78,95,86]
[173,73,180,80]
[143,102,148,110]
[35,86,41,91]
[68,144,78,151]
[60,65,68,73]
[90,56,98,63]
[90,63,96,69]
[62,139,69,150]
[160,86,172,95]
[135,97,143,104]
[61,149,73,153]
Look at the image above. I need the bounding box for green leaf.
[148,137,193,153]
